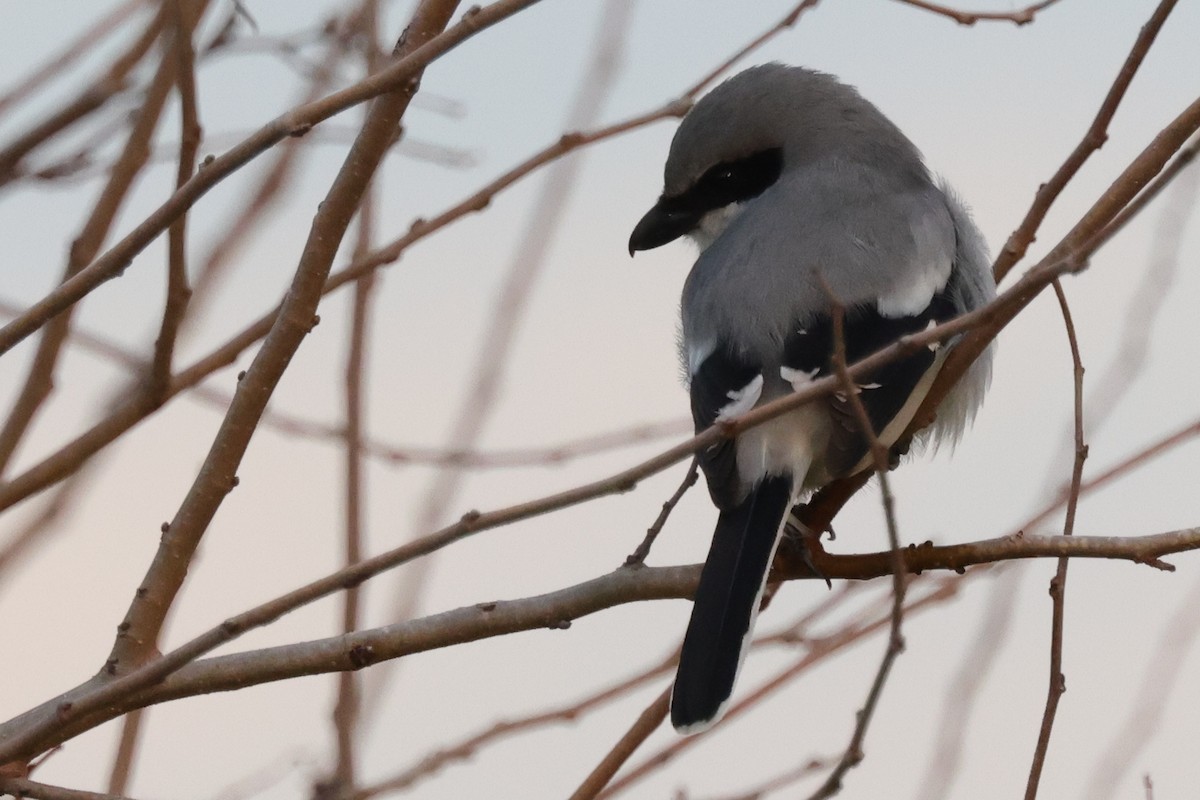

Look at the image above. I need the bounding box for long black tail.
[671,475,793,732]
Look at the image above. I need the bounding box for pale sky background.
[2,1,1200,799]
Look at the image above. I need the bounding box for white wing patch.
[716,374,763,421]
[876,210,954,318]
[780,365,820,392]
[876,257,951,317]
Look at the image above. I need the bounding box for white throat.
[686,203,744,251]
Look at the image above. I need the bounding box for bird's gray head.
[629,63,922,254]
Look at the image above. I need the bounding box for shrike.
[628,64,994,733]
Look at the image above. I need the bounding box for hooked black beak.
[628,199,701,255]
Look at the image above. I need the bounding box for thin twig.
[1089,132,1200,251]
[0,777,136,800]
[890,0,1062,26]
[991,0,1180,283]
[0,0,547,359]
[0,302,689,468]
[914,131,1200,800]
[329,216,376,794]
[1018,415,1200,538]
[355,653,677,798]
[597,580,961,799]
[1079,159,1200,800]
[625,459,699,566]
[0,0,145,117]
[0,6,165,187]
[359,0,636,729]
[807,296,907,799]
[1024,282,1088,800]
[0,11,178,476]
[328,46,382,789]
[106,0,459,697]
[104,708,144,796]
[148,0,203,396]
[183,15,364,325]
[568,689,670,800]
[357,599,853,799]
[697,757,834,800]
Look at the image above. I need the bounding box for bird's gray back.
[681,161,957,369]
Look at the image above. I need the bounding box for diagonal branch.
[0,0,145,118]
[0,4,164,187]
[992,0,1181,283]
[0,9,179,476]
[0,0,546,359]
[105,0,459,680]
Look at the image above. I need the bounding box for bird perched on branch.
[628,64,994,733]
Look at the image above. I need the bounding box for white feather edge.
[716,374,764,421]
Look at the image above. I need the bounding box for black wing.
[690,347,762,511]
[783,288,958,476]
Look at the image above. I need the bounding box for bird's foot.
[780,504,833,588]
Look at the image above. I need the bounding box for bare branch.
[805,290,907,799]
[5,516,1199,767]
[569,689,670,800]
[0,5,164,186]
[0,0,145,117]
[359,0,637,725]
[0,10,179,475]
[356,652,678,798]
[697,756,834,800]
[3,282,1198,761]
[598,580,962,799]
[0,777,136,800]
[327,31,383,786]
[914,132,1200,800]
[147,0,204,396]
[890,0,1062,26]
[992,0,1180,282]
[1024,281,1088,800]
[624,459,699,566]
[104,709,145,797]
[0,0,546,359]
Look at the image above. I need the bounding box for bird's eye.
[688,149,783,209]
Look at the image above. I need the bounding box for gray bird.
[628,64,994,733]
